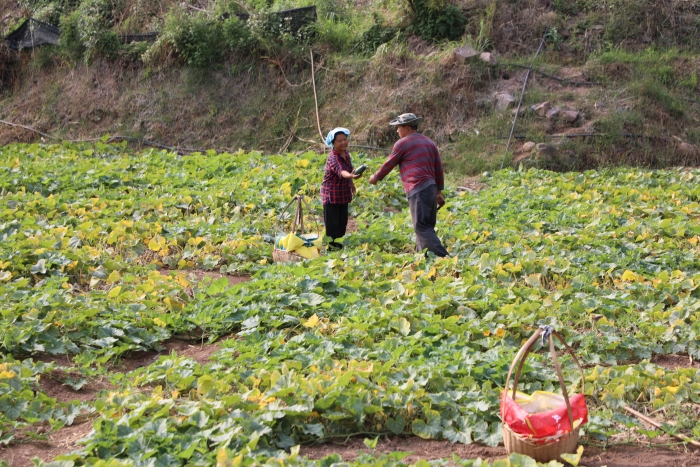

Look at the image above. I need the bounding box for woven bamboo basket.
[272,249,304,263]
[502,328,586,463]
[272,194,323,264]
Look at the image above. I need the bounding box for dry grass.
[0,46,488,155]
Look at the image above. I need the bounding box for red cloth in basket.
[501,391,588,439]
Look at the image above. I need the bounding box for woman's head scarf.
[325,127,350,147]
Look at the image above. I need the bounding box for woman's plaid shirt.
[321,149,355,205]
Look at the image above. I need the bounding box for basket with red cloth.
[500,326,588,463]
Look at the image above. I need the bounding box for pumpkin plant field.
[1,141,700,466]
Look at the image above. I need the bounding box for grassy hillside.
[1,0,699,176]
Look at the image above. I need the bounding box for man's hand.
[437,192,445,209]
[369,174,378,185]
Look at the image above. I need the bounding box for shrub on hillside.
[144,10,224,68]
[59,10,86,60]
[222,16,256,53]
[404,0,466,43]
[56,0,122,63]
[20,0,81,26]
[150,11,227,68]
[143,10,264,68]
[355,14,400,56]
[247,9,315,51]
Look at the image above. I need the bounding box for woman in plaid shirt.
[321,127,363,250]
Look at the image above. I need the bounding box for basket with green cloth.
[273,195,324,263]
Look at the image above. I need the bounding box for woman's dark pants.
[323,203,348,250]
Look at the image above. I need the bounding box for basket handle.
[293,195,303,233]
[276,194,321,236]
[299,194,321,236]
[504,328,586,430]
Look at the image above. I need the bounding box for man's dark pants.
[407,184,448,257]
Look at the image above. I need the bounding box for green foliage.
[157,11,227,68]
[48,0,129,63]
[680,72,698,92]
[603,0,700,47]
[592,108,644,148]
[222,16,256,53]
[654,64,676,86]
[550,0,580,16]
[118,40,150,62]
[144,11,259,66]
[246,9,316,55]
[0,357,89,445]
[3,143,700,463]
[596,47,684,66]
[638,79,684,118]
[665,405,700,440]
[314,14,359,52]
[94,30,122,59]
[544,27,563,49]
[405,0,466,43]
[466,4,494,53]
[314,0,355,23]
[19,0,81,25]
[73,0,123,63]
[58,10,87,60]
[355,14,400,56]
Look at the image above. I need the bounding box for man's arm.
[369,144,403,185]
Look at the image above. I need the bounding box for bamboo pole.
[624,406,700,448]
[310,49,324,144]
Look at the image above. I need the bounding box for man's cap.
[389,113,423,126]
[325,127,350,146]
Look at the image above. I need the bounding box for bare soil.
[301,436,700,466]
[458,176,487,193]
[651,354,700,370]
[158,268,251,287]
[39,370,113,404]
[302,437,505,463]
[109,338,222,371]
[0,420,93,467]
[160,338,221,366]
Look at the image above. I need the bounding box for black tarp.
[4,18,60,50]
[119,32,158,44]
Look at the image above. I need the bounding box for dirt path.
[301,437,700,466]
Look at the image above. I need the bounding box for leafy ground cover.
[1,142,700,466]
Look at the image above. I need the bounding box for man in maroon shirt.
[369,113,449,257]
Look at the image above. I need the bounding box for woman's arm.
[331,153,360,179]
[341,170,361,179]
